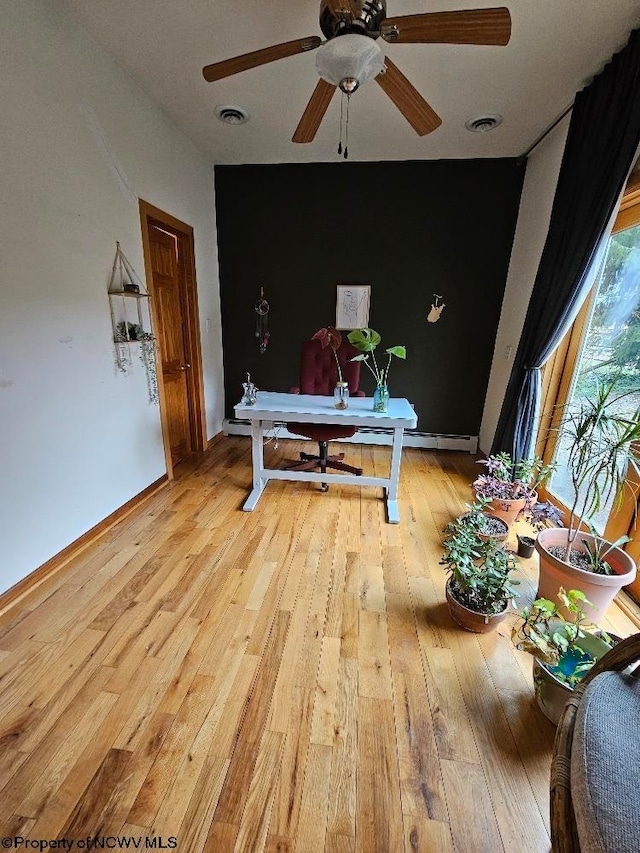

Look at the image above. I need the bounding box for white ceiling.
[57,0,640,165]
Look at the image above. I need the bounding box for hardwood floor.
[0,438,635,852]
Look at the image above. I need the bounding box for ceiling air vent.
[214,105,250,125]
[465,114,502,132]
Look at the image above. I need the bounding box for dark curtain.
[491,28,640,462]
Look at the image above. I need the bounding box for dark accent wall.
[215,159,525,435]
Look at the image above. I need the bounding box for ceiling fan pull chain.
[338,92,344,155]
[344,94,350,159]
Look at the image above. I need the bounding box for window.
[538,173,640,604]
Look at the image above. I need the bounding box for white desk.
[234,391,418,523]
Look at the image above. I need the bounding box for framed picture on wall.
[335,284,371,330]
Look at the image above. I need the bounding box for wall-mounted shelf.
[109,290,150,299]
[109,290,152,343]
[107,241,158,402]
[108,243,153,346]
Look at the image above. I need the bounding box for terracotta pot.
[536,528,636,624]
[445,579,509,634]
[532,631,612,725]
[479,491,535,527]
[480,513,509,543]
[460,512,509,543]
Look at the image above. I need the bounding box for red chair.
[287,338,365,490]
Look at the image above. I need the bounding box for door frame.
[139,199,207,478]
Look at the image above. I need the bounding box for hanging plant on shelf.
[114,345,129,375]
[115,321,144,342]
[108,242,156,399]
[114,322,158,404]
[138,331,159,405]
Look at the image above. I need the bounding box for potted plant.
[516,499,564,558]
[459,495,509,543]
[347,328,406,413]
[114,322,158,404]
[512,588,613,724]
[473,452,556,527]
[312,326,349,409]
[536,380,639,622]
[440,508,519,633]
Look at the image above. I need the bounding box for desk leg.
[243,420,266,511]
[386,427,404,524]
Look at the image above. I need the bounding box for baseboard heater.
[223,419,478,453]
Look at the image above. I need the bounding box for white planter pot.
[532,631,612,725]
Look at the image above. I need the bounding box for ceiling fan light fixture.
[316,33,384,93]
[340,77,359,94]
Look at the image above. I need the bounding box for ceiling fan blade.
[292,79,337,143]
[381,8,511,46]
[376,57,442,136]
[202,36,321,83]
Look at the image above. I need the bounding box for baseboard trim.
[207,431,224,450]
[0,474,169,617]
[223,419,478,453]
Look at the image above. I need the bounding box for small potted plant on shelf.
[512,588,614,724]
[473,452,556,527]
[440,507,519,633]
[536,380,639,623]
[516,499,565,558]
[347,328,406,413]
[114,322,158,404]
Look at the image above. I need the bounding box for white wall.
[0,1,224,592]
[478,117,570,454]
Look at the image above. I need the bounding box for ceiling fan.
[202,1,511,144]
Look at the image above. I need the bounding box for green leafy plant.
[581,524,631,575]
[114,321,158,404]
[138,333,158,405]
[440,508,519,616]
[347,328,406,387]
[115,321,144,342]
[512,588,610,686]
[457,496,509,540]
[559,378,640,562]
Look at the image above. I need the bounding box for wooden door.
[148,225,192,466]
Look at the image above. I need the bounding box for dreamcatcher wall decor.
[255,288,270,353]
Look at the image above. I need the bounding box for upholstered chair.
[551,632,640,852]
[287,338,365,490]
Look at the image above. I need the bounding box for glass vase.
[241,380,257,405]
[373,383,389,413]
[334,381,349,410]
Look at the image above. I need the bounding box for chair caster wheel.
[320,483,329,492]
